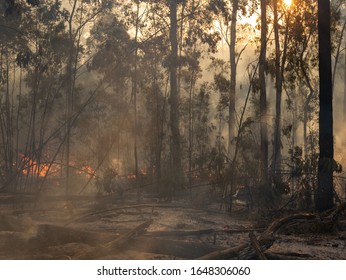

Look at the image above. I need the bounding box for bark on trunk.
[272,1,282,179]
[316,0,334,212]
[169,0,183,189]
[344,37,346,132]
[228,0,238,155]
[259,0,268,185]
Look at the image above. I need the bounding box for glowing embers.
[76,164,95,178]
[18,153,95,179]
[18,153,60,177]
[127,174,136,180]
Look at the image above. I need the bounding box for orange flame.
[19,153,60,177]
[127,174,136,179]
[76,165,95,178]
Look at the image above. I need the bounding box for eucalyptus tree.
[208,0,255,157]
[259,0,268,185]
[132,0,221,193]
[81,10,132,173]
[229,0,238,155]
[63,0,113,194]
[0,0,71,191]
[269,0,295,186]
[177,0,220,188]
[168,0,184,189]
[279,0,320,166]
[271,0,284,180]
[315,0,334,211]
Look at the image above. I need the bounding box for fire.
[19,153,60,177]
[140,169,148,176]
[127,174,136,180]
[18,154,96,180]
[76,165,95,178]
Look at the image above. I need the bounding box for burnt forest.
[1,0,346,260]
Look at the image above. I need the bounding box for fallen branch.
[221,227,265,234]
[265,202,346,235]
[128,236,223,259]
[249,232,267,260]
[197,233,275,260]
[145,229,215,237]
[65,204,224,226]
[33,224,114,246]
[266,252,314,260]
[198,202,346,260]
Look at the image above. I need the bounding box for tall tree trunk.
[169,0,183,190]
[228,0,238,155]
[188,72,195,191]
[303,104,308,156]
[344,37,346,132]
[65,0,78,196]
[259,0,268,185]
[272,1,290,181]
[133,2,140,201]
[315,0,334,211]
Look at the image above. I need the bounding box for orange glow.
[19,154,60,177]
[76,165,95,178]
[283,0,293,7]
[127,174,136,180]
[140,169,147,176]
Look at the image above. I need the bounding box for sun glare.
[283,0,293,7]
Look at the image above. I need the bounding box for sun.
[283,0,293,7]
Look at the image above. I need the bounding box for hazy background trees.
[0,0,345,212]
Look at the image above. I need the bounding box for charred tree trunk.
[272,1,289,181]
[344,37,346,135]
[133,2,140,201]
[169,0,183,190]
[228,0,238,155]
[259,0,268,185]
[316,0,334,212]
[65,0,78,196]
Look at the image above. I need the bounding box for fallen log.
[73,219,153,259]
[0,231,33,259]
[127,236,223,259]
[0,214,35,233]
[197,233,275,260]
[32,224,115,247]
[198,202,346,260]
[265,252,314,260]
[144,227,265,238]
[221,227,265,234]
[145,229,215,237]
[265,202,346,235]
[66,204,225,226]
[249,232,267,260]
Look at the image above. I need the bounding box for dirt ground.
[0,187,346,260]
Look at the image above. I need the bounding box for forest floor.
[0,185,346,260]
